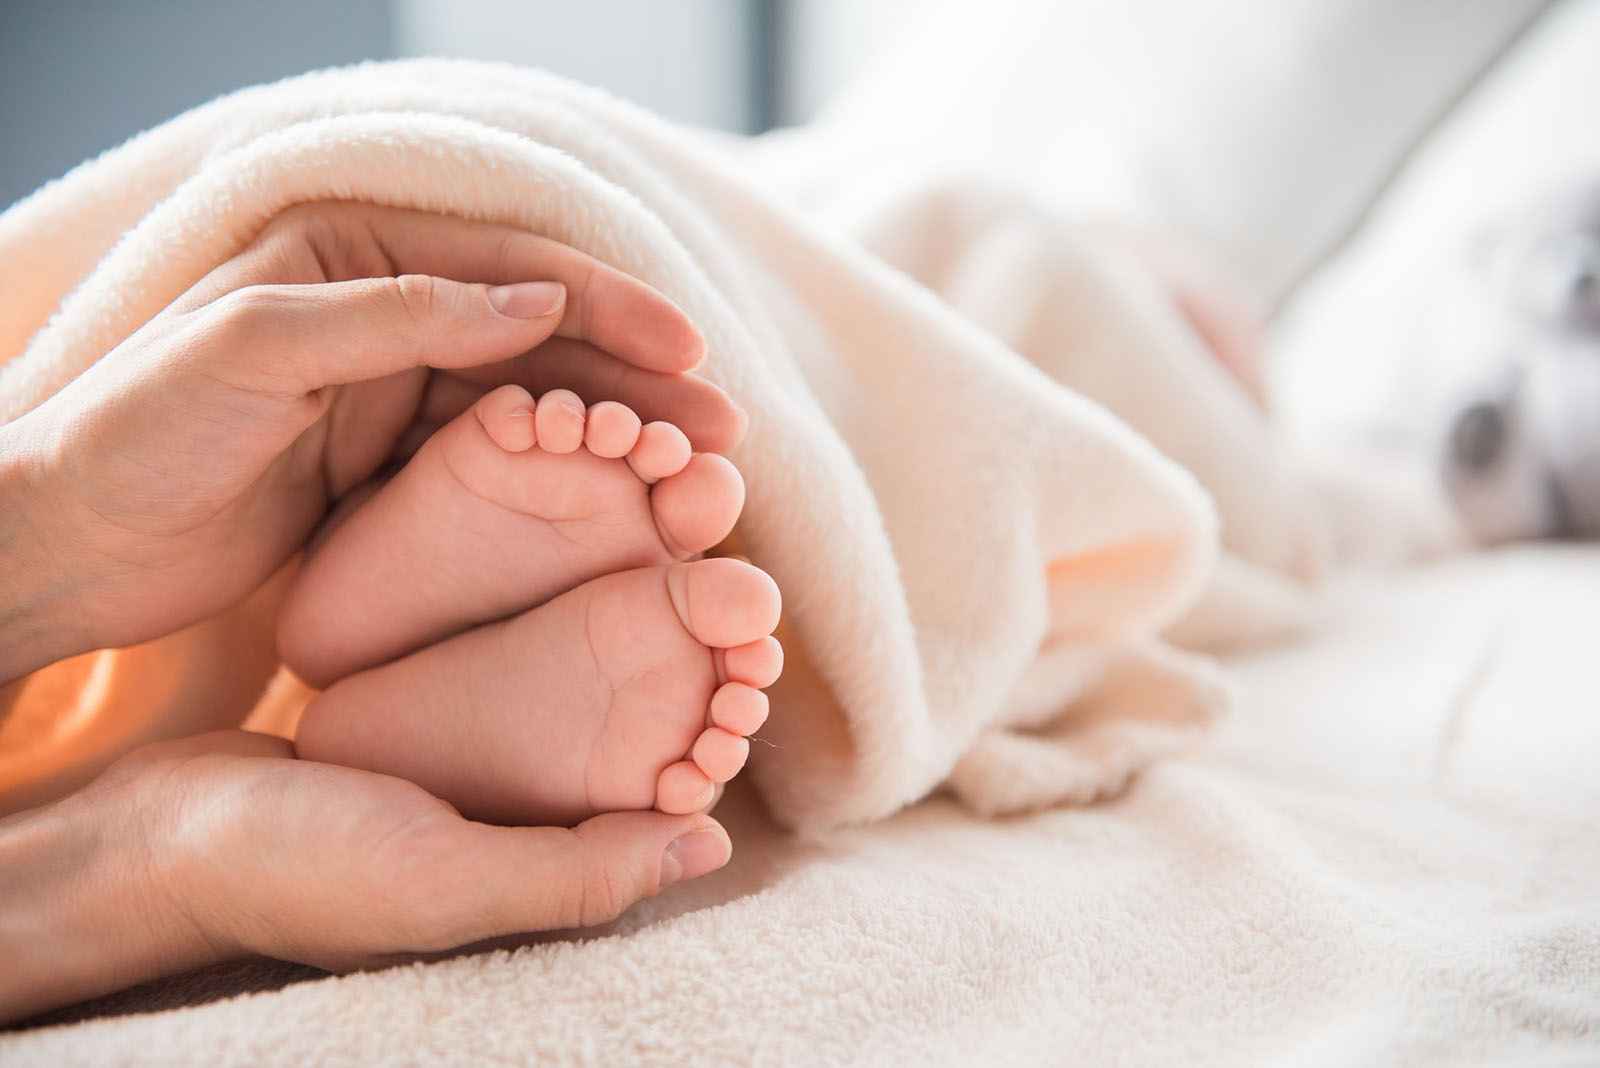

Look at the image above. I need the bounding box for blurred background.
[4,0,1598,542]
[0,0,916,211]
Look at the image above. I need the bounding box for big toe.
[664,558,781,649]
[651,454,745,556]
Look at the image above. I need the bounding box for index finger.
[348,206,707,375]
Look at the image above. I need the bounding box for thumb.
[198,275,568,392]
[433,811,733,938]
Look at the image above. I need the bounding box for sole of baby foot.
[293,558,783,827]
[277,383,746,689]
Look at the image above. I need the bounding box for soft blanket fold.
[0,60,1322,830]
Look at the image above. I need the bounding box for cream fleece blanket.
[0,59,1332,829]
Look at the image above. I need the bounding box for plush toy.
[1432,184,1600,542]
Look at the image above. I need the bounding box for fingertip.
[644,294,705,374]
[679,329,708,372]
[658,820,731,890]
[684,396,748,454]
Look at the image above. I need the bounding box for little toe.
[709,683,769,735]
[627,421,692,483]
[474,384,537,453]
[720,636,784,689]
[650,454,745,556]
[534,389,587,453]
[664,558,782,649]
[584,400,643,459]
[657,760,717,815]
[692,728,750,783]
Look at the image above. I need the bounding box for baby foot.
[278,384,745,688]
[293,559,784,826]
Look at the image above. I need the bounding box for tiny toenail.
[659,828,729,890]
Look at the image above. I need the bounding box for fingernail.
[659,827,730,890]
[487,281,565,318]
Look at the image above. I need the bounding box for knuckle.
[573,847,635,928]
[261,202,392,279]
[257,203,331,262]
[393,272,446,324]
[194,285,309,396]
[295,208,346,263]
[580,260,604,340]
[493,232,521,284]
[208,284,279,339]
[261,201,311,237]
[269,200,348,241]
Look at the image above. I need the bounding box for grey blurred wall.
[0,0,393,210]
[0,0,905,212]
[393,0,768,134]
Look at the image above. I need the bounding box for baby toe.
[534,389,587,453]
[650,453,745,556]
[709,683,769,735]
[656,760,717,815]
[585,401,642,459]
[473,384,537,453]
[628,421,692,483]
[664,558,782,649]
[720,636,783,689]
[691,728,750,783]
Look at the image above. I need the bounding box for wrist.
[0,416,89,683]
[0,788,223,1024]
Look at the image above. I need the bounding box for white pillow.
[800,0,1549,304]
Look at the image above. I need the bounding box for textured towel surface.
[6,547,1597,1065]
[0,59,1335,829]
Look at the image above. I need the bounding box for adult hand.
[0,202,745,681]
[0,730,732,1024]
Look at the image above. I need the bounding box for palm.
[78,731,713,975]
[158,742,481,967]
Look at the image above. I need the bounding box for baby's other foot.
[294,559,784,826]
[278,384,745,688]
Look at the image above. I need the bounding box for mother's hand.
[0,203,744,682]
[0,730,731,1024]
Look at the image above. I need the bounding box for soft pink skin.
[277,384,747,690]
[295,560,784,826]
